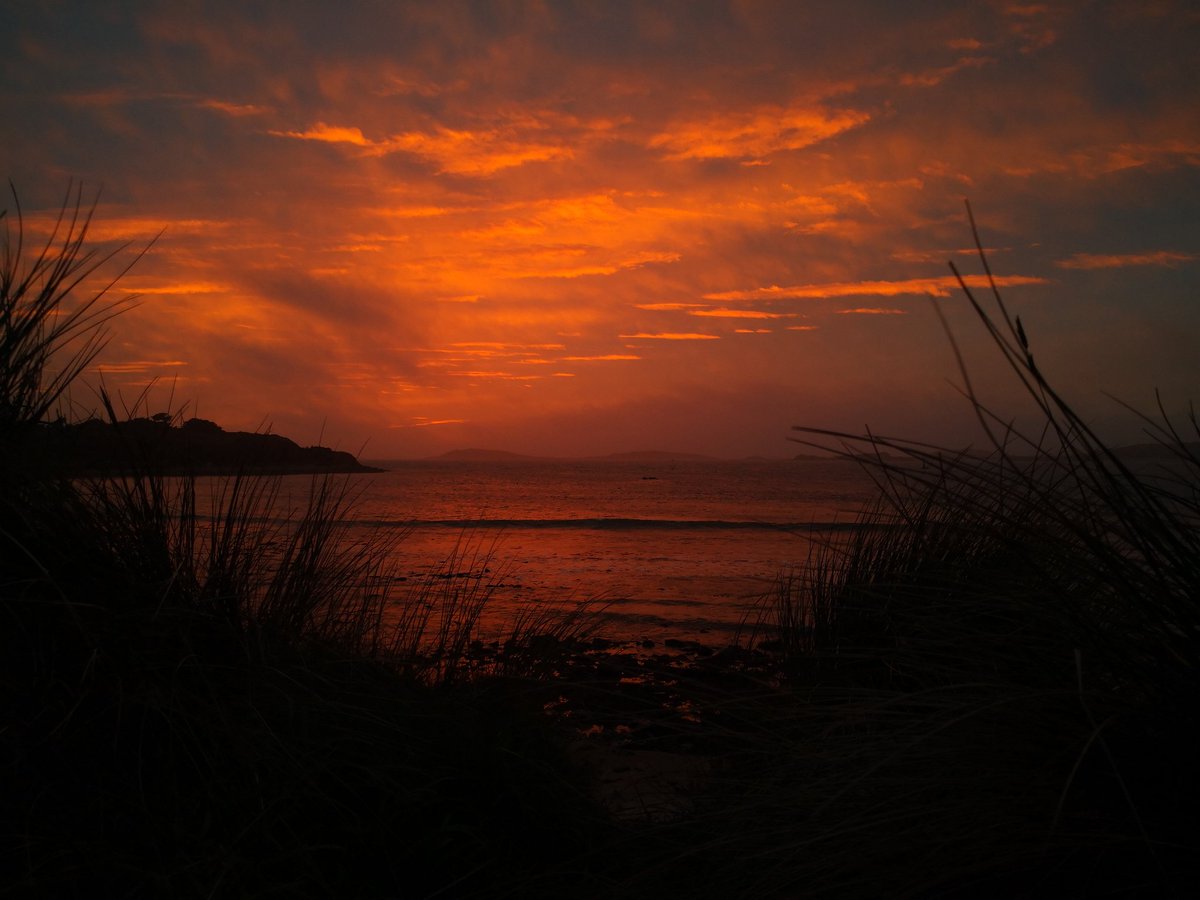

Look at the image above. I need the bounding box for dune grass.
[0,181,144,440]
[4,452,619,895]
[4,186,1196,897]
[0,188,617,896]
[704,204,1200,897]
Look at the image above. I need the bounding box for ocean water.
[328,457,884,644]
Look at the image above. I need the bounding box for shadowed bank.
[2,190,1197,897]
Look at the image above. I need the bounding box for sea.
[317,457,886,646]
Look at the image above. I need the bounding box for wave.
[349,516,885,532]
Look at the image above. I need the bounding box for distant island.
[22,415,383,475]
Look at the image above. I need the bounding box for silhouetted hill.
[24,416,382,475]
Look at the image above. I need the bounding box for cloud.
[382,126,574,174]
[1002,2,1061,52]
[704,275,1049,302]
[271,112,617,175]
[1055,250,1196,270]
[269,122,374,146]
[999,140,1200,179]
[447,370,542,380]
[513,249,681,280]
[635,302,707,311]
[198,99,268,117]
[900,56,994,88]
[449,342,566,351]
[688,308,799,319]
[890,247,1009,264]
[117,281,228,295]
[4,1,1197,456]
[648,105,870,161]
[395,417,466,428]
[836,308,908,315]
[92,360,189,374]
[18,215,223,243]
[560,354,641,361]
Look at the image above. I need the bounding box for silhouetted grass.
[704,204,1200,897]
[7,185,1197,897]
[0,182,144,441]
[0,188,615,896]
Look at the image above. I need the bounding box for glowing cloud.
[705,275,1048,302]
[270,122,373,146]
[901,56,994,87]
[561,355,641,361]
[649,105,870,161]
[198,99,268,117]
[118,282,228,295]
[93,360,189,374]
[270,120,581,175]
[447,371,542,380]
[688,309,799,319]
[397,418,466,428]
[450,342,566,351]
[3,2,1196,458]
[383,126,574,174]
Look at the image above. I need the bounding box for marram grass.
[3,188,1196,897]
[0,187,614,897]
[714,204,1200,897]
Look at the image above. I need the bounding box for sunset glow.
[2,2,1197,457]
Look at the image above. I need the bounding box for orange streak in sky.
[650,106,870,160]
[118,282,228,295]
[270,122,372,145]
[561,354,641,361]
[689,309,799,319]
[93,360,189,373]
[705,274,1048,301]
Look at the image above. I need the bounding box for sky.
[2,1,1197,459]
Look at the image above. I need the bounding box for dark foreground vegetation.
[3,190,1197,897]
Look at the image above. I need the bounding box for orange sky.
[2,2,1198,457]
